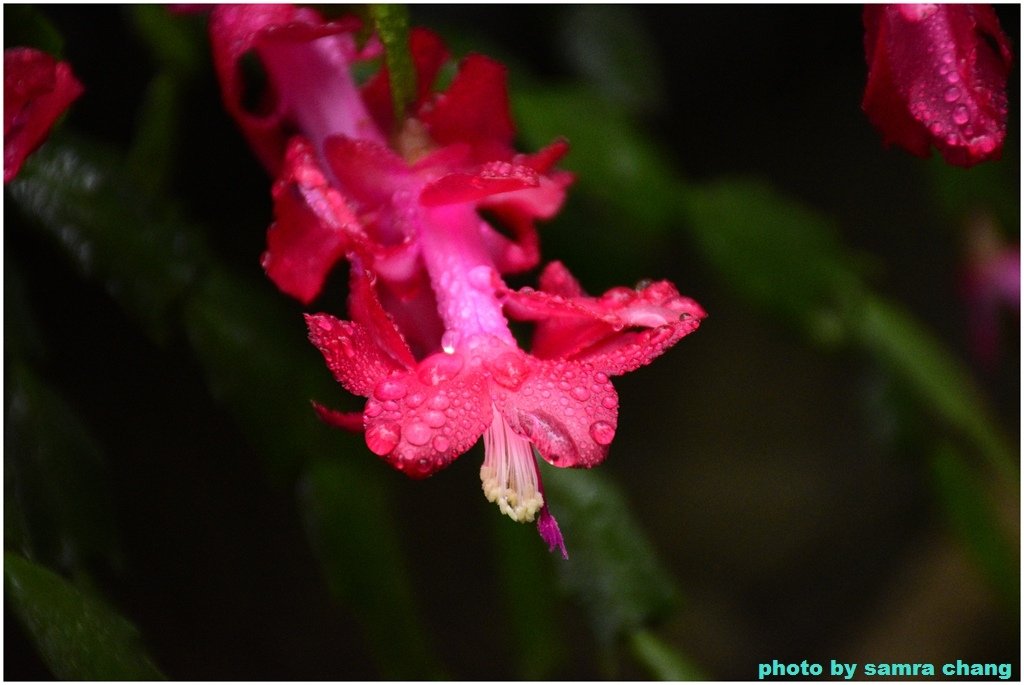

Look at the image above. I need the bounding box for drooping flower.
[208,5,706,555]
[4,47,83,183]
[862,4,1013,167]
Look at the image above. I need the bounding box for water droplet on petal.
[490,352,530,389]
[428,394,450,411]
[589,421,616,446]
[441,330,460,354]
[571,386,590,402]
[944,86,961,103]
[952,105,970,126]
[929,121,945,136]
[424,410,446,428]
[406,392,425,408]
[594,372,609,384]
[374,378,408,401]
[601,396,618,410]
[366,423,401,455]
[945,133,959,146]
[365,400,383,418]
[417,352,464,386]
[315,318,333,331]
[432,435,450,452]
[468,265,496,291]
[946,70,960,84]
[405,421,431,446]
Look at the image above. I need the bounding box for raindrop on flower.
[366,423,401,455]
[952,105,970,125]
[374,378,408,401]
[404,421,432,446]
[589,420,616,446]
[944,86,961,103]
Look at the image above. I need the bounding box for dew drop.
[432,435,450,453]
[366,423,401,455]
[428,394,450,411]
[405,421,431,446]
[945,133,959,146]
[944,86,961,103]
[946,70,960,84]
[467,265,495,291]
[571,386,591,402]
[601,396,618,410]
[594,372,609,384]
[589,420,616,446]
[441,330,460,354]
[406,392,425,408]
[374,378,408,401]
[424,410,446,428]
[952,105,970,126]
[490,352,531,389]
[417,352,464,385]
[364,400,383,418]
[315,317,333,331]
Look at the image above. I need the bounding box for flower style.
[209,5,706,555]
[862,4,1013,167]
[4,47,83,183]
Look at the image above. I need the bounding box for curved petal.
[263,138,363,303]
[346,261,417,369]
[362,351,491,479]
[420,161,539,207]
[863,5,1012,167]
[4,48,83,183]
[494,356,618,469]
[305,313,407,397]
[311,401,364,432]
[419,54,515,160]
[504,261,706,370]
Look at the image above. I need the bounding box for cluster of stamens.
[480,409,544,522]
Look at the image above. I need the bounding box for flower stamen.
[481,408,544,522]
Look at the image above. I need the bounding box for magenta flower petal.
[420,162,540,207]
[496,356,619,469]
[311,401,365,432]
[305,313,409,397]
[862,4,1013,167]
[361,27,450,132]
[419,54,515,159]
[262,138,363,303]
[504,261,707,369]
[362,353,492,479]
[4,48,83,183]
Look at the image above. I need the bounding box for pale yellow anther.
[481,409,544,523]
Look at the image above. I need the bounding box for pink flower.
[4,48,83,183]
[862,4,1013,167]
[209,5,706,555]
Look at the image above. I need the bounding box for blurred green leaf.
[5,551,165,680]
[515,86,679,232]
[543,466,680,646]
[182,268,336,483]
[128,72,184,199]
[299,457,445,679]
[5,364,121,575]
[857,295,1016,480]
[679,179,865,342]
[7,134,211,342]
[128,4,204,76]
[629,628,706,681]
[370,4,414,125]
[558,5,665,114]
[931,444,1018,606]
[490,513,564,679]
[4,5,64,55]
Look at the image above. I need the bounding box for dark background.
[6,4,1020,679]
